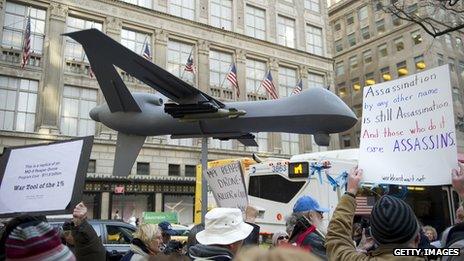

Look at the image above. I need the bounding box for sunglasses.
[277,236,289,240]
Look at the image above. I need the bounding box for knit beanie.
[370,195,419,245]
[5,221,75,261]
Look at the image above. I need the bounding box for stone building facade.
[328,0,464,153]
[0,0,336,223]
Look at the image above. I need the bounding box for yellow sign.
[294,164,303,174]
[288,162,309,178]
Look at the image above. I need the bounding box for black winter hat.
[370,195,419,244]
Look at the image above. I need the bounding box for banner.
[359,65,457,185]
[0,137,93,216]
[143,212,178,224]
[205,161,248,211]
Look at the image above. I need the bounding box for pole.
[201,137,208,223]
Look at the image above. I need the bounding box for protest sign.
[205,161,248,211]
[359,65,457,185]
[0,136,93,216]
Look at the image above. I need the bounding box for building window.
[444,34,453,49]
[334,21,341,31]
[378,43,388,57]
[65,17,102,61]
[245,5,266,40]
[346,13,354,25]
[2,2,46,54]
[363,49,372,64]
[349,55,358,69]
[121,0,153,8]
[137,162,150,175]
[351,77,361,92]
[358,6,368,21]
[449,57,456,72]
[407,3,418,14]
[168,164,180,176]
[414,55,425,70]
[452,87,461,103]
[381,66,391,81]
[411,30,422,45]
[304,0,320,13]
[168,0,195,20]
[459,61,464,79]
[87,159,96,173]
[121,29,151,59]
[308,73,325,88]
[353,104,362,117]
[282,133,299,154]
[279,67,297,97]
[185,165,196,177]
[277,16,295,48]
[392,15,402,26]
[335,39,343,52]
[376,19,385,34]
[210,0,232,30]
[246,59,267,95]
[335,62,344,76]
[338,83,347,97]
[394,37,404,51]
[210,138,233,150]
[209,50,233,89]
[256,132,268,152]
[456,37,463,50]
[61,86,97,136]
[397,61,407,77]
[348,33,356,47]
[306,25,323,55]
[0,76,37,132]
[361,26,370,40]
[438,53,444,66]
[342,134,351,148]
[167,40,194,85]
[365,72,374,85]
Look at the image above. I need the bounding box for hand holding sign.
[347,167,363,195]
[73,202,87,226]
[452,162,464,197]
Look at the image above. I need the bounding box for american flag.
[227,63,239,97]
[261,71,278,99]
[355,196,375,215]
[291,79,303,95]
[20,16,31,69]
[184,53,195,73]
[142,42,151,60]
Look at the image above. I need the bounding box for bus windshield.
[248,174,305,203]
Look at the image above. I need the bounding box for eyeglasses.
[277,236,289,240]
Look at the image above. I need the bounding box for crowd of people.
[1,163,464,260]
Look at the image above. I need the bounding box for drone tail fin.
[112,132,146,176]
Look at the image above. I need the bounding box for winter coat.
[71,220,106,261]
[121,238,152,261]
[188,244,233,261]
[326,194,426,261]
[289,215,327,260]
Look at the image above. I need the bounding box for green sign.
[143,212,178,224]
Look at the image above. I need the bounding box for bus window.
[248,175,305,203]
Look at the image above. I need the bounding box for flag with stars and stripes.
[20,16,31,69]
[227,63,239,97]
[142,42,151,60]
[260,71,278,99]
[291,79,303,95]
[184,53,195,73]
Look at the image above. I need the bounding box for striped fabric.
[227,63,239,97]
[20,16,31,69]
[142,42,151,60]
[355,196,374,215]
[260,71,278,99]
[6,221,75,260]
[291,79,303,95]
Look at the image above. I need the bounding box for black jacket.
[71,220,106,261]
[188,244,233,261]
[289,215,327,260]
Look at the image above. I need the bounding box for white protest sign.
[205,161,248,211]
[359,65,457,185]
[0,140,84,214]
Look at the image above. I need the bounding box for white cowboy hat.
[196,208,253,245]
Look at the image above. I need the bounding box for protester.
[121,224,163,260]
[234,246,320,261]
[61,202,106,261]
[288,195,328,259]
[186,223,204,253]
[4,218,75,260]
[188,208,253,260]
[423,225,437,242]
[158,221,177,252]
[271,231,289,248]
[285,213,298,236]
[455,206,464,224]
[113,209,121,220]
[326,167,425,260]
[242,205,261,246]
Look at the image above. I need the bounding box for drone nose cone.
[89,107,100,122]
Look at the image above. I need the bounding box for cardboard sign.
[0,137,93,216]
[205,161,248,211]
[359,65,457,185]
[143,211,178,224]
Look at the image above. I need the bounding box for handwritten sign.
[0,137,93,216]
[359,65,457,185]
[205,161,248,211]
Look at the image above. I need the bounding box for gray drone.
[66,29,357,177]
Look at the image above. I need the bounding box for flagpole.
[218,64,231,90]
[255,69,269,95]
[141,34,149,56]
[180,46,194,80]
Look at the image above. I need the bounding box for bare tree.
[374,0,464,38]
